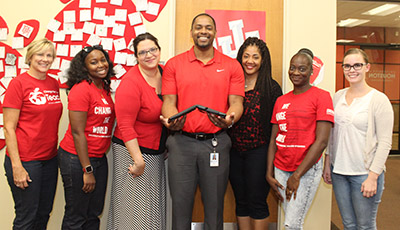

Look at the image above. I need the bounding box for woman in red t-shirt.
[266,49,334,229]
[58,45,115,229]
[3,38,62,229]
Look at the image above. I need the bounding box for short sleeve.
[162,59,177,95]
[3,78,23,109]
[68,82,91,112]
[270,97,281,124]
[316,90,334,124]
[228,61,245,97]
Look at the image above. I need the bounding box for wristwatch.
[83,165,93,174]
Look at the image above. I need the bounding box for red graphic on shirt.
[206,10,266,58]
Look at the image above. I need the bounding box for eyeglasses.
[82,45,103,53]
[137,47,159,58]
[342,63,366,71]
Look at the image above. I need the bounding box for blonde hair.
[25,38,56,65]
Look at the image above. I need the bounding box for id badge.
[210,152,219,167]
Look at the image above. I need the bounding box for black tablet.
[196,105,226,118]
[168,105,197,122]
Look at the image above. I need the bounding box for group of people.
[3,12,393,230]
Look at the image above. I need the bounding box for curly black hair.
[67,46,115,93]
[236,37,275,138]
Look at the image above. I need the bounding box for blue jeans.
[274,159,322,230]
[4,155,58,230]
[331,170,384,230]
[58,147,108,230]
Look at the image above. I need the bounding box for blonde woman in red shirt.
[3,38,62,229]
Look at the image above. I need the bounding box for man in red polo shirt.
[161,13,244,230]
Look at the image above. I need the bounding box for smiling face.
[29,48,54,76]
[288,54,312,89]
[241,45,262,77]
[136,39,161,70]
[191,15,216,50]
[343,53,370,85]
[84,49,109,81]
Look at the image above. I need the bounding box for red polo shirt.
[162,47,244,133]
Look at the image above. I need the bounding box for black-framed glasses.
[342,63,366,71]
[82,45,103,53]
[137,47,159,58]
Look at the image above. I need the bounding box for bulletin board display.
[0,0,169,148]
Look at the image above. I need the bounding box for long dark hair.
[67,45,115,93]
[236,37,274,137]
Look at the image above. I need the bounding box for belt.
[179,130,223,140]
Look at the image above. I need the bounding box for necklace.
[245,78,257,88]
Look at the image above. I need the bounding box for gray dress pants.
[167,131,231,230]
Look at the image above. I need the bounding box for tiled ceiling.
[337,0,400,28]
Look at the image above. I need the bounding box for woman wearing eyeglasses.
[107,32,167,229]
[3,38,62,229]
[323,48,393,229]
[58,45,115,229]
[266,49,334,229]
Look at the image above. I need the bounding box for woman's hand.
[128,160,145,178]
[322,155,332,184]
[12,165,32,189]
[266,174,284,202]
[82,173,96,193]
[286,172,300,201]
[361,171,379,198]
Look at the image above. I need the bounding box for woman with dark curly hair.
[228,37,282,230]
[58,45,115,229]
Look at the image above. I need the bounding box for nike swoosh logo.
[216,69,224,72]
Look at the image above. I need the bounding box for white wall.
[279,0,337,229]
[0,0,175,229]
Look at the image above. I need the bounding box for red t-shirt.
[162,47,245,133]
[271,86,334,171]
[3,72,62,161]
[113,65,163,150]
[60,81,115,158]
